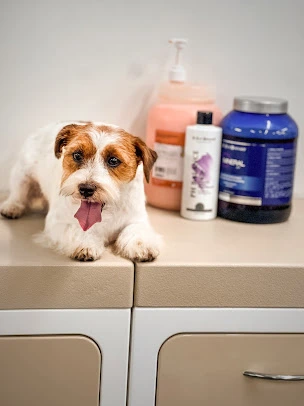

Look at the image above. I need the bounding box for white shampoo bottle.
[181,111,222,220]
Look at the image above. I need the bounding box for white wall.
[0,0,303,196]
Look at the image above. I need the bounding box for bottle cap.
[234,96,288,114]
[197,111,213,125]
[168,38,188,83]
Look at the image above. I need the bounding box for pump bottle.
[145,39,223,211]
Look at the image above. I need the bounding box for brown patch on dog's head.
[56,124,157,189]
[100,129,157,183]
[55,124,97,184]
[101,142,138,183]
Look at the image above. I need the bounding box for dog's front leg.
[114,222,161,262]
[38,210,106,262]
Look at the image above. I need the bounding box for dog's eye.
[107,156,121,168]
[73,152,83,163]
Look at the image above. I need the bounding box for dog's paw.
[0,200,25,219]
[71,247,102,262]
[116,239,160,262]
[132,242,160,262]
[114,224,161,262]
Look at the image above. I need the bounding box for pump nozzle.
[168,38,188,83]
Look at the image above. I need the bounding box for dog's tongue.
[74,201,102,231]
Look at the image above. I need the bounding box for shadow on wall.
[127,84,157,139]
[114,59,168,139]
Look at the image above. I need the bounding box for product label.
[182,132,221,214]
[219,135,297,206]
[152,130,185,188]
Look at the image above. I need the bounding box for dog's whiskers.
[59,188,74,197]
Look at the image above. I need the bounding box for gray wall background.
[0,0,303,196]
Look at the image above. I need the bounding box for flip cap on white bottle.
[168,38,188,83]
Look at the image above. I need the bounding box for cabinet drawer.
[0,335,101,406]
[156,334,304,406]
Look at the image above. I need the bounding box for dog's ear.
[133,137,158,183]
[54,124,78,159]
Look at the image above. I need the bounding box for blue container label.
[219,135,297,206]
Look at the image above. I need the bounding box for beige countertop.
[1,200,303,309]
[0,212,133,309]
[135,200,304,307]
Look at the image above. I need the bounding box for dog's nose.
[79,184,96,198]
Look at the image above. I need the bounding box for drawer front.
[156,334,304,406]
[0,335,101,406]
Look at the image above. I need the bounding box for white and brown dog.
[0,122,161,262]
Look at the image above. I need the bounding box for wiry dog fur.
[1,122,161,262]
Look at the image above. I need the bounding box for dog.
[0,121,161,262]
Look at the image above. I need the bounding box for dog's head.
[54,123,157,205]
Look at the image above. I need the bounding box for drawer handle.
[243,371,304,381]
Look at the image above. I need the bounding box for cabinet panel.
[0,335,101,406]
[157,334,304,406]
